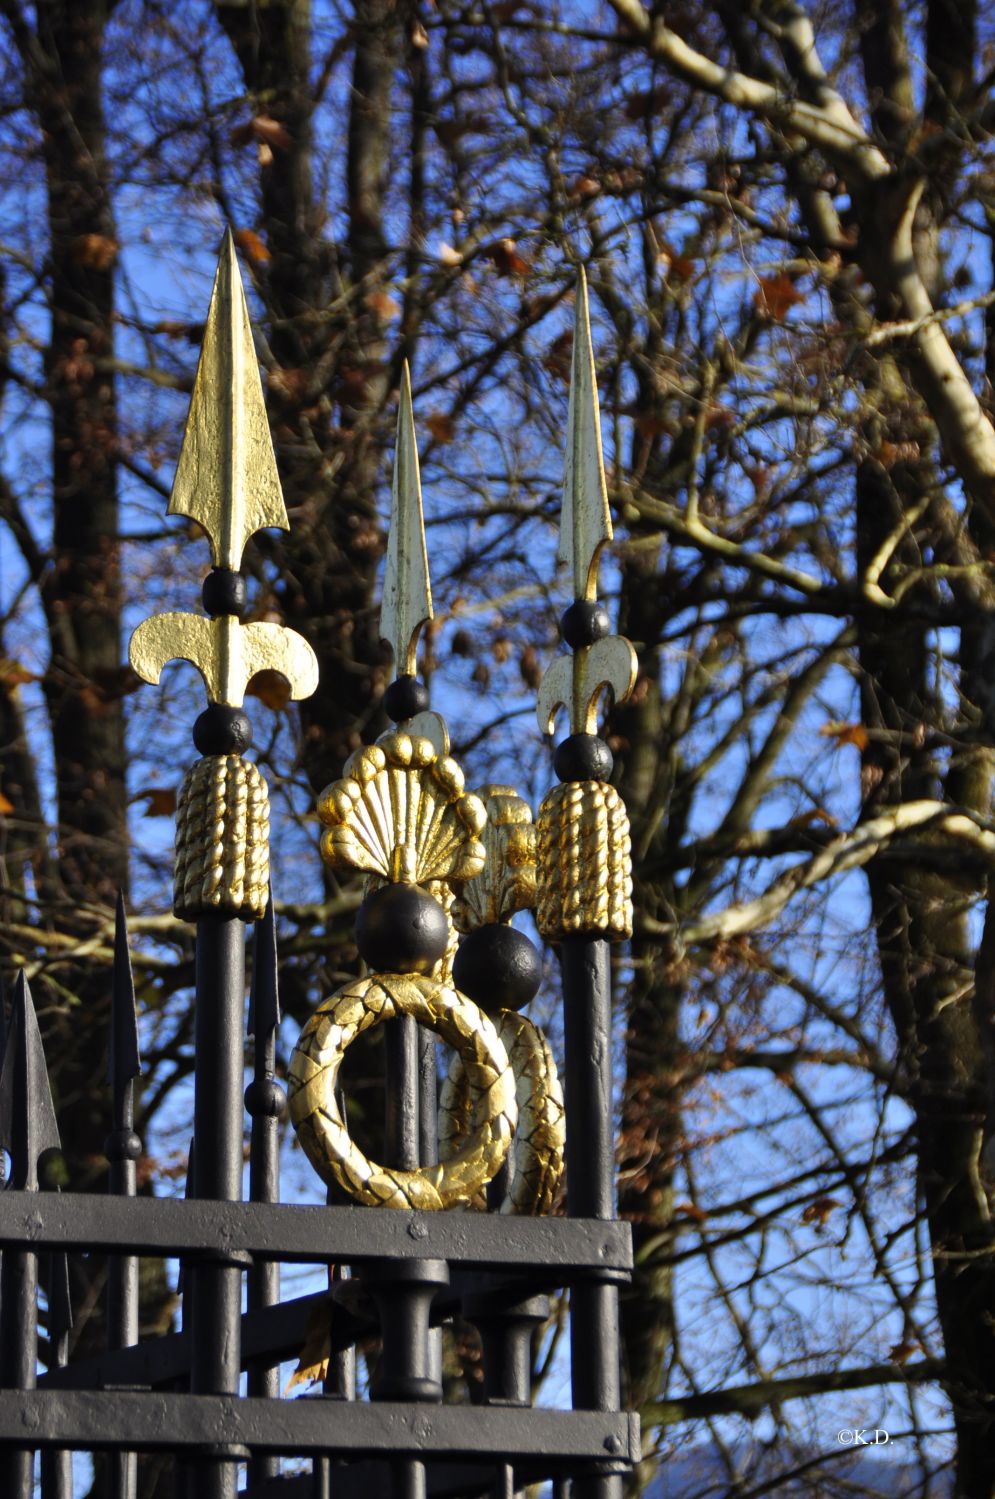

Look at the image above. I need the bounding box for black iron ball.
[560,599,611,649]
[244,1078,287,1119]
[193,704,253,757]
[383,675,430,722]
[554,732,613,783]
[104,1128,143,1163]
[202,567,248,619]
[356,883,450,975]
[453,923,543,1012]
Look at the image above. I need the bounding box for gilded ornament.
[288,972,517,1210]
[174,754,269,921]
[128,231,318,712]
[317,728,486,887]
[536,266,636,738]
[452,785,537,933]
[536,780,632,940]
[169,229,289,572]
[439,1009,564,1216]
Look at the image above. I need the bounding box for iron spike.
[109,891,142,1111]
[249,888,280,1044]
[560,266,613,603]
[0,972,61,1192]
[381,361,433,679]
[168,227,289,572]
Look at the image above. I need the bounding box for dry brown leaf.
[426,411,456,443]
[888,1339,921,1365]
[364,289,401,321]
[72,234,119,271]
[246,670,292,712]
[520,645,542,691]
[0,659,37,687]
[875,439,921,469]
[234,228,272,266]
[0,791,14,816]
[801,1196,841,1227]
[409,19,429,47]
[658,241,695,280]
[285,1295,335,1392]
[486,238,531,278]
[543,329,573,382]
[138,787,178,818]
[820,721,869,751]
[253,115,293,152]
[437,241,463,268]
[570,175,602,201]
[755,273,805,321]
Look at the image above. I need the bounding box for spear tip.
[110,891,142,1091]
[0,971,61,1190]
[381,362,433,678]
[560,264,612,602]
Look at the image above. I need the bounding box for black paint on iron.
[246,893,283,1489]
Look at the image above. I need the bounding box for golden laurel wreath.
[439,1010,565,1216]
[287,972,517,1210]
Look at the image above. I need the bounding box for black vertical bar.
[561,936,622,1499]
[246,897,282,1492]
[40,1249,73,1499]
[0,1246,37,1496]
[190,917,246,1499]
[382,1014,425,1499]
[0,973,60,1499]
[417,1025,443,1397]
[107,892,141,1499]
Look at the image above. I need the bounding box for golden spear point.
[536,266,636,738]
[168,228,289,571]
[381,361,433,678]
[559,265,612,603]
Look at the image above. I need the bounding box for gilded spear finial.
[381,362,433,680]
[537,267,636,737]
[170,228,289,571]
[534,266,634,943]
[129,231,318,709]
[128,231,318,922]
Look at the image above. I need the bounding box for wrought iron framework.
[0,234,640,1499]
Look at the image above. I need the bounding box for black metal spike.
[248,887,280,1043]
[0,971,61,1192]
[109,891,142,1113]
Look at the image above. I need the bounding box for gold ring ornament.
[288,972,517,1210]
[439,1009,565,1216]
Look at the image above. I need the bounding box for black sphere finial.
[383,675,430,722]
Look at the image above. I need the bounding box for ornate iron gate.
[0,233,640,1499]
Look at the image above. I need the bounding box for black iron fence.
[0,235,639,1499]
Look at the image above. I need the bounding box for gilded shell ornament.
[317,728,487,886]
[452,785,536,933]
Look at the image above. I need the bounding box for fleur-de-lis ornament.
[129,231,318,920]
[130,231,318,710]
